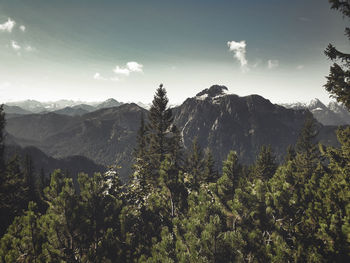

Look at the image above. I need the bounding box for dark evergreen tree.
[184,138,205,190]
[148,84,174,179]
[254,145,277,181]
[324,0,350,108]
[0,155,28,237]
[216,151,241,203]
[284,144,296,163]
[0,202,46,263]
[203,150,219,183]
[295,115,320,179]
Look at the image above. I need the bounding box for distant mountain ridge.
[282,99,350,125]
[4,85,342,180]
[4,98,124,115]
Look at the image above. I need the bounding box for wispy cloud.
[227,40,249,72]
[19,25,26,32]
[267,59,279,69]
[93,72,119,82]
[0,18,15,32]
[126,61,143,72]
[25,45,34,52]
[296,65,304,70]
[11,40,21,51]
[94,72,107,80]
[113,61,144,76]
[113,66,131,76]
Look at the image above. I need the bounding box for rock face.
[173,86,337,165]
[196,85,228,98]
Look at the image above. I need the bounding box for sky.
[0,0,348,104]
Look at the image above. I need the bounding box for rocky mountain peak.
[196,85,228,98]
[309,98,327,111]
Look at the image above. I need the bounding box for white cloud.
[296,65,304,70]
[267,59,279,69]
[94,72,119,82]
[126,61,143,72]
[94,72,104,80]
[113,66,131,76]
[227,40,249,71]
[20,25,26,32]
[113,61,143,76]
[0,18,15,32]
[11,40,21,51]
[25,45,34,52]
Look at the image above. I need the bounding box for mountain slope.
[6,104,146,181]
[173,85,338,164]
[4,144,106,185]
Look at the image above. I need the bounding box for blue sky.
[0,0,348,104]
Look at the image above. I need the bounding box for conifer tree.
[148,84,173,177]
[130,113,151,203]
[325,0,350,108]
[295,115,320,180]
[216,151,241,203]
[0,202,46,263]
[40,170,80,261]
[0,155,28,237]
[185,138,205,190]
[254,145,277,181]
[203,150,219,183]
[284,144,296,163]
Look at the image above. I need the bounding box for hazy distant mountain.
[96,98,123,109]
[4,86,341,180]
[53,107,90,116]
[282,99,350,125]
[3,105,32,115]
[72,104,96,112]
[5,104,146,181]
[6,99,97,114]
[136,102,152,109]
[7,100,47,113]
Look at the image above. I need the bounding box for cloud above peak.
[227,40,248,71]
[0,18,15,32]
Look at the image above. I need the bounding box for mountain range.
[282,98,350,126]
[3,85,345,181]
